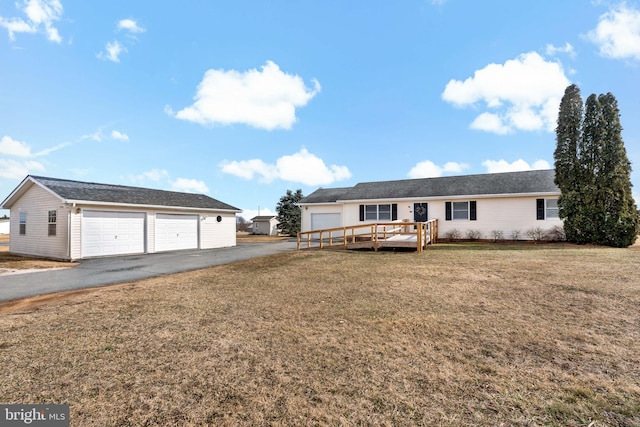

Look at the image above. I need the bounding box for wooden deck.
[297,220,438,252]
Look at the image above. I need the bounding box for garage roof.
[2,175,241,212]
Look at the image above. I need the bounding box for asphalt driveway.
[0,240,298,302]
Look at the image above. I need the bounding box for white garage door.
[155,214,199,252]
[82,211,145,257]
[311,213,341,230]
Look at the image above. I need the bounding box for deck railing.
[297,219,438,252]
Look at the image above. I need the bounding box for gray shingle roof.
[299,170,559,203]
[30,176,240,211]
[298,187,353,204]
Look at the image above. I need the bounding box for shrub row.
[443,226,566,243]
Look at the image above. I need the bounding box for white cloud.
[0,136,32,157]
[0,0,63,43]
[0,158,45,179]
[129,169,170,184]
[586,4,640,61]
[0,135,69,158]
[482,159,551,173]
[220,159,278,182]
[170,178,209,194]
[117,19,145,34]
[545,42,576,58]
[470,112,511,135]
[126,169,207,194]
[81,128,104,141]
[408,160,470,178]
[111,130,129,141]
[220,148,351,186]
[171,61,321,130]
[276,149,351,185]
[442,51,570,134]
[97,40,126,62]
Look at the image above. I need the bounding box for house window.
[378,204,391,220]
[19,211,27,235]
[537,198,559,220]
[453,202,469,220]
[48,210,57,236]
[365,205,378,220]
[445,201,477,221]
[360,204,398,221]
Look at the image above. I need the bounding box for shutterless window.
[452,202,469,220]
[546,199,559,219]
[19,211,26,235]
[48,210,57,236]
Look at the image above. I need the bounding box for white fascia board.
[64,199,241,213]
[297,201,342,206]
[337,192,561,204]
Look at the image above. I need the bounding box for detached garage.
[1,175,241,260]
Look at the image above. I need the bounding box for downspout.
[66,202,75,261]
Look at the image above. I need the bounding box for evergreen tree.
[275,189,303,236]
[554,84,584,243]
[554,85,639,247]
[596,93,638,247]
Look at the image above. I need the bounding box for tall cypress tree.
[554,85,639,247]
[596,93,638,247]
[578,94,607,243]
[554,84,583,243]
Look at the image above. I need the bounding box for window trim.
[19,211,27,235]
[445,201,477,221]
[537,198,559,220]
[48,210,57,236]
[359,204,398,221]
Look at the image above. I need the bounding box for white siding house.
[0,219,11,234]
[299,170,563,241]
[252,215,279,236]
[1,175,241,260]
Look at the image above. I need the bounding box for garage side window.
[48,210,57,236]
[19,211,27,235]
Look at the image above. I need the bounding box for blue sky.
[1,0,639,220]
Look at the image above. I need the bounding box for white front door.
[82,211,146,257]
[155,214,199,252]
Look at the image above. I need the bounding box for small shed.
[1,175,241,260]
[252,215,279,236]
[0,219,9,234]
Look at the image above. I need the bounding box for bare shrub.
[491,230,504,242]
[510,229,521,241]
[546,225,566,242]
[466,229,482,241]
[526,227,546,243]
[444,229,461,241]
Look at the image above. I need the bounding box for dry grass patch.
[1,243,639,426]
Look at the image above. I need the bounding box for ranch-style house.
[298,169,562,241]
